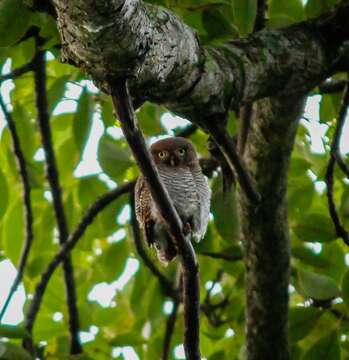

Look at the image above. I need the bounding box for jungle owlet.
[135,137,211,263]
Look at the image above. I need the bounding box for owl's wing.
[135,176,154,247]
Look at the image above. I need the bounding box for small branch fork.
[325,80,349,246]
[24,181,135,345]
[109,78,201,360]
[0,95,34,323]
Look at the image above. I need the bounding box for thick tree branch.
[24,181,135,342]
[0,96,33,323]
[325,82,349,245]
[52,0,349,122]
[32,47,82,354]
[129,192,178,300]
[110,78,200,360]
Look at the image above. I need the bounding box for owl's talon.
[183,222,192,236]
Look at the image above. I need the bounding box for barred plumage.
[135,137,211,263]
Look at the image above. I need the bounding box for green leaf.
[73,89,94,155]
[98,135,134,181]
[232,0,257,36]
[269,0,305,25]
[47,76,69,114]
[0,0,31,46]
[303,331,340,360]
[292,213,337,243]
[0,324,29,339]
[0,342,33,360]
[2,196,24,263]
[211,181,239,244]
[297,269,340,301]
[0,169,8,219]
[341,269,349,310]
[289,307,322,343]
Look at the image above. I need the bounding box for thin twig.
[0,61,35,82]
[325,81,349,245]
[24,181,135,342]
[109,78,201,360]
[208,123,260,203]
[199,251,242,262]
[0,96,33,323]
[162,301,179,360]
[253,0,268,32]
[129,192,179,300]
[32,47,82,354]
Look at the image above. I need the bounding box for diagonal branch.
[109,78,201,360]
[0,60,35,82]
[325,81,349,245]
[31,46,82,354]
[129,192,178,300]
[24,181,135,342]
[0,96,33,323]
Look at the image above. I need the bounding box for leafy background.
[0,0,349,359]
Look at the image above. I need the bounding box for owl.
[135,137,211,263]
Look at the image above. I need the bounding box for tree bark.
[239,96,304,360]
[52,0,349,123]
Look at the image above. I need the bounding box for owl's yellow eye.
[158,151,168,159]
[177,148,186,157]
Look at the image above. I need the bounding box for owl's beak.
[170,156,176,167]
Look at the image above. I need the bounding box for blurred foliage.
[0,0,348,359]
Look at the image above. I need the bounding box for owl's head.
[150,137,198,167]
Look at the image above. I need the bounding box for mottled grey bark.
[52,0,349,123]
[239,96,304,360]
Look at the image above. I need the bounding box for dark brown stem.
[32,46,82,354]
[110,78,201,360]
[199,251,242,262]
[24,181,135,342]
[129,192,179,300]
[254,0,268,32]
[161,301,179,360]
[318,80,348,94]
[0,96,33,323]
[208,124,260,204]
[325,82,349,245]
[0,61,35,82]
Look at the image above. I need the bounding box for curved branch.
[32,46,81,354]
[0,60,35,82]
[325,81,349,245]
[0,96,33,323]
[24,181,135,340]
[110,78,201,360]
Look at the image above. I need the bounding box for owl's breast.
[156,166,199,219]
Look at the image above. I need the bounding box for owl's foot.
[183,222,192,236]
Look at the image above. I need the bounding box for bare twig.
[208,123,260,203]
[253,0,268,32]
[109,78,201,360]
[199,251,242,262]
[325,81,349,245]
[32,47,82,354]
[0,61,35,82]
[129,192,178,300]
[162,301,179,360]
[24,181,135,342]
[0,96,33,323]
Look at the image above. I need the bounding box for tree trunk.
[239,96,305,360]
